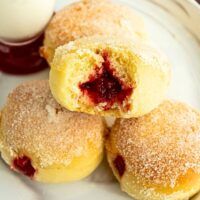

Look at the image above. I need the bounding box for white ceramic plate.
[0,0,200,199]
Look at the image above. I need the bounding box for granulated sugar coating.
[0,80,105,168]
[42,0,147,62]
[107,100,200,188]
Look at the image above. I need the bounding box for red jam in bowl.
[0,33,48,75]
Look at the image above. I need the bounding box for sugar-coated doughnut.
[41,0,147,63]
[106,100,200,200]
[0,80,106,183]
[49,36,171,118]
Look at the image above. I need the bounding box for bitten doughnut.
[106,100,200,200]
[41,0,147,63]
[0,80,105,183]
[49,36,171,118]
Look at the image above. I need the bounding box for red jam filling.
[0,33,48,75]
[79,52,133,110]
[13,155,36,177]
[113,155,126,177]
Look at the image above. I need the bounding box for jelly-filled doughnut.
[106,100,200,200]
[0,80,106,183]
[49,36,171,118]
[41,0,147,63]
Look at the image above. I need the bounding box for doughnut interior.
[50,36,171,118]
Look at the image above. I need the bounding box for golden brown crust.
[106,100,200,188]
[0,80,105,167]
[42,0,147,62]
